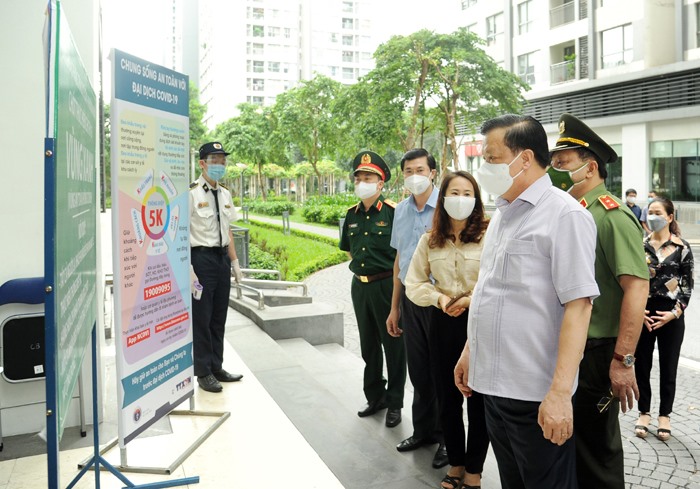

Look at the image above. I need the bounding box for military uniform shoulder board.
[189,181,199,190]
[598,195,619,211]
[220,183,229,190]
[383,199,397,209]
[348,203,359,212]
[578,197,588,208]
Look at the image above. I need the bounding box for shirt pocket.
[503,238,534,283]
[371,225,392,240]
[194,203,215,221]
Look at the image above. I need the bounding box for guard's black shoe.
[385,408,402,427]
[432,443,449,469]
[213,369,243,382]
[357,399,387,417]
[396,435,437,452]
[197,374,223,393]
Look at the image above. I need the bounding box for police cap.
[199,141,230,160]
[352,151,391,182]
[550,113,618,164]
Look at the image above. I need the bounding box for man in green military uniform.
[340,150,407,428]
[549,113,649,488]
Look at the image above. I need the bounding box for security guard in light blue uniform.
[340,151,406,428]
[190,142,244,393]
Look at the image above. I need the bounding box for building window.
[486,13,504,46]
[601,24,633,68]
[252,7,264,19]
[696,3,700,48]
[342,18,354,29]
[250,78,265,91]
[252,43,264,55]
[517,51,536,84]
[248,25,264,37]
[651,140,700,201]
[461,0,477,9]
[342,50,354,62]
[330,66,338,76]
[342,1,354,13]
[342,67,355,80]
[253,61,264,73]
[268,26,280,37]
[268,61,280,72]
[284,28,291,38]
[518,1,532,35]
[343,35,354,46]
[330,33,338,43]
[252,96,264,106]
[466,23,477,34]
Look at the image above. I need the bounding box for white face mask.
[475,151,524,197]
[404,175,431,195]
[627,196,637,205]
[443,196,476,221]
[646,214,668,233]
[355,181,379,200]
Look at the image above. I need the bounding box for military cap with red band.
[352,150,391,183]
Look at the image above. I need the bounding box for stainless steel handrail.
[231,280,265,309]
[240,278,308,297]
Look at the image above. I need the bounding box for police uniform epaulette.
[189,181,199,190]
[220,183,229,190]
[383,199,397,209]
[597,195,620,211]
[348,203,359,211]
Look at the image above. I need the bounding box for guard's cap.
[352,151,391,182]
[199,142,230,160]
[550,113,618,164]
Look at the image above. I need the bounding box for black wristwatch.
[613,352,635,368]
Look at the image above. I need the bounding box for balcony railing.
[550,2,575,28]
[550,60,576,84]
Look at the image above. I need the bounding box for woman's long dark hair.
[652,197,681,237]
[429,171,488,248]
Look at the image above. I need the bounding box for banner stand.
[68,327,199,489]
[77,406,230,476]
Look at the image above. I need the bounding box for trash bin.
[230,225,250,268]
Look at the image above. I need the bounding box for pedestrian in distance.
[625,188,642,221]
[387,148,448,468]
[634,197,693,442]
[641,190,659,235]
[189,142,244,393]
[454,114,599,489]
[405,170,490,489]
[340,151,407,428]
[549,113,649,489]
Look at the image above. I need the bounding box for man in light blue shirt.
[386,148,446,468]
[454,115,599,489]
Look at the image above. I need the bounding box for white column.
[621,122,651,198]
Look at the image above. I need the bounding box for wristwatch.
[613,352,635,368]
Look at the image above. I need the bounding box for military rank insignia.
[598,195,619,210]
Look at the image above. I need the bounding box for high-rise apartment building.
[198,0,376,129]
[457,0,700,215]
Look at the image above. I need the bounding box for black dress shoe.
[396,435,436,452]
[432,443,449,469]
[385,408,402,427]
[357,399,387,417]
[213,369,243,382]
[197,374,223,393]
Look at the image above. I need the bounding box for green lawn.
[248,211,339,230]
[237,221,347,281]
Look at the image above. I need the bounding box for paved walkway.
[251,212,700,488]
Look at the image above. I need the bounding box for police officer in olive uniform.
[190,142,244,393]
[340,151,407,428]
[549,114,649,488]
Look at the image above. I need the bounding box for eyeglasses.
[596,389,615,414]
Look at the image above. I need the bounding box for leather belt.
[355,270,393,283]
[192,246,228,255]
[585,337,616,351]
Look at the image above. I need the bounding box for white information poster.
[110,49,193,446]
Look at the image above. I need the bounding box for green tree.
[189,82,208,151]
[273,75,341,194]
[428,28,527,170]
[213,103,285,200]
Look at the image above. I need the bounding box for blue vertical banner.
[110,49,193,447]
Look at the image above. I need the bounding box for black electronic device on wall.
[1,314,45,382]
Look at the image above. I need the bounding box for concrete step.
[229,292,343,346]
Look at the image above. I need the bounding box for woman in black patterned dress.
[634,197,693,441]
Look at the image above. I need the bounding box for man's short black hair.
[400,148,437,171]
[480,115,549,169]
[625,188,637,196]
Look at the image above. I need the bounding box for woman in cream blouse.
[405,171,489,489]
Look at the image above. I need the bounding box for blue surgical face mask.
[207,164,225,181]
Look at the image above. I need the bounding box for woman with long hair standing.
[405,171,490,489]
[634,197,694,441]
